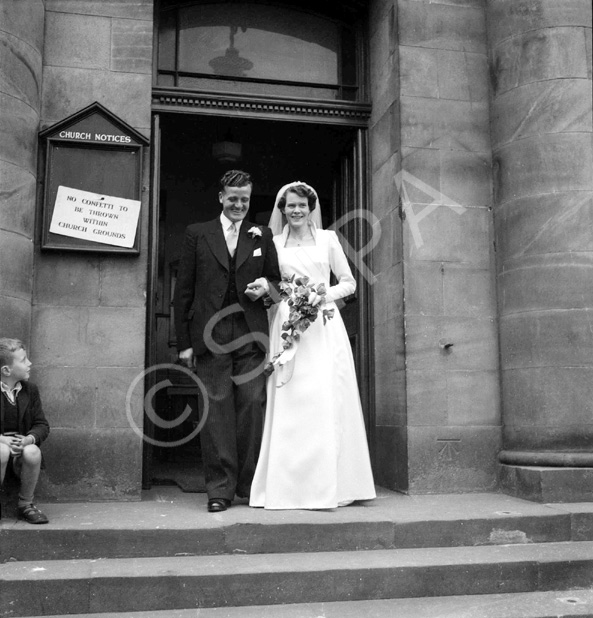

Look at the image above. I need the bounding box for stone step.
[1,542,593,616]
[2,488,592,562]
[15,590,593,618]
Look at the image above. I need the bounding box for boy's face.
[1,348,32,383]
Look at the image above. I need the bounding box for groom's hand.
[244,277,269,301]
[178,347,195,369]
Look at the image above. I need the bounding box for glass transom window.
[157,2,360,101]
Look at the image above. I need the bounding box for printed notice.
[50,186,141,248]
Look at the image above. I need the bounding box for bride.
[249,181,376,510]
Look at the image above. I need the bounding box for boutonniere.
[248,226,262,238]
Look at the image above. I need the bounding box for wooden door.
[330,129,374,449]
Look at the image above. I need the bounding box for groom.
[173,170,280,512]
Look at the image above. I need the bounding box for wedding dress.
[249,225,376,509]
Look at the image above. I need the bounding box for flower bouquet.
[264,274,335,379]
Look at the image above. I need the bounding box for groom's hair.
[278,184,317,211]
[219,170,253,191]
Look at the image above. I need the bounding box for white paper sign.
[50,186,141,248]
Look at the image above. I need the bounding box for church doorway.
[143,112,373,490]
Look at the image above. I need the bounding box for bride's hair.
[277,183,317,211]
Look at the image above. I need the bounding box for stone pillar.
[0,1,45,339]
[488,0,593,501]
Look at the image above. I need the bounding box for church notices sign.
[50,186,141,249]
[39,102,148,254]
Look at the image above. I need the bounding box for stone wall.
[0,1,45,341]
[370,0,500,492]
[488,0,593,458]
[32,0,154,500]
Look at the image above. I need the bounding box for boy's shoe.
[17,504,49,524]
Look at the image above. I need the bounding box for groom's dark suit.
[174,217,280,501]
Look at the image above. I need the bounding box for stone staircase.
[1,486,593,617]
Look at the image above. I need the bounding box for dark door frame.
[143,104,374,488]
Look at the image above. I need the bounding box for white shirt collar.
[220,213,243,233]
[0,380,22,404]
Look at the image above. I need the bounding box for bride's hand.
[308,291,324,307]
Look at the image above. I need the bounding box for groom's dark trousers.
[195,251,267,500]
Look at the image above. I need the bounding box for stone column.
[0,1,45,338]
[488,0,593,501]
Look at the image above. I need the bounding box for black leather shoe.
[17,504,49,524]
[207,498,231,513]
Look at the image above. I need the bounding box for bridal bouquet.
[264,274,335,378]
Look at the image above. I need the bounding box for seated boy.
[0,338,50,524]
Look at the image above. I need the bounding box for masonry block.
[408,425,500,492]
[45,12,111,69]
[404,261,444,316]
[398,0,487,53]
[405,315,498,372]
[500,464,593,503]
[99,258,148,307]
[31,306,145,368]
[0,231,33,301]
[494,193,593,260]
[491,27,589,96]
[491,79,592,149]
[0,0,45,51]
[501,308,593,369]
[441,149,492,208]
[499,254,593,315]
[375,424,408,491]
[46,0,153,20]
[0,163,36,237]
[487,0,591,47]
[0,30,42,109]
[406,369,448,426]
[373,263,404,324]
[39,428,143,501]
[501,367,593,444]
[443,264,495,318]
[373,315,406,372]
[0,94,39,172]
[400,98,490,152]
[494,133,593,205]
[374,368,407,426]
[436,50,487,102]
[0,296,31,342]
[446,370,500,425]
[371,52,399,124]
[370,102,400,172]
[373,211,402,274]
[111,19,153,74]
[41,66,151,131]
[372,153,401,221]
[399,46,438,98]
[404,203,491,266]
[34,253,101,306]
[33,366,97,429]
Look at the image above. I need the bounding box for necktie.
[226,222,238,256]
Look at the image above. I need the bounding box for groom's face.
[219,184,252,223]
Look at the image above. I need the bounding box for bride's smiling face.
[284,191,311,230]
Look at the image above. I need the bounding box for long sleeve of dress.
[325,231,356,303]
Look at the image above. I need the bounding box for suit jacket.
[0,381,50,446]
[174,217,281,356]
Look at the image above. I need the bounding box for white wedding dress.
[249,227,376,509]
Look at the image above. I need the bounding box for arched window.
[157,1,365,101]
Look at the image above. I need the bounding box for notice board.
[39,102,149,254]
